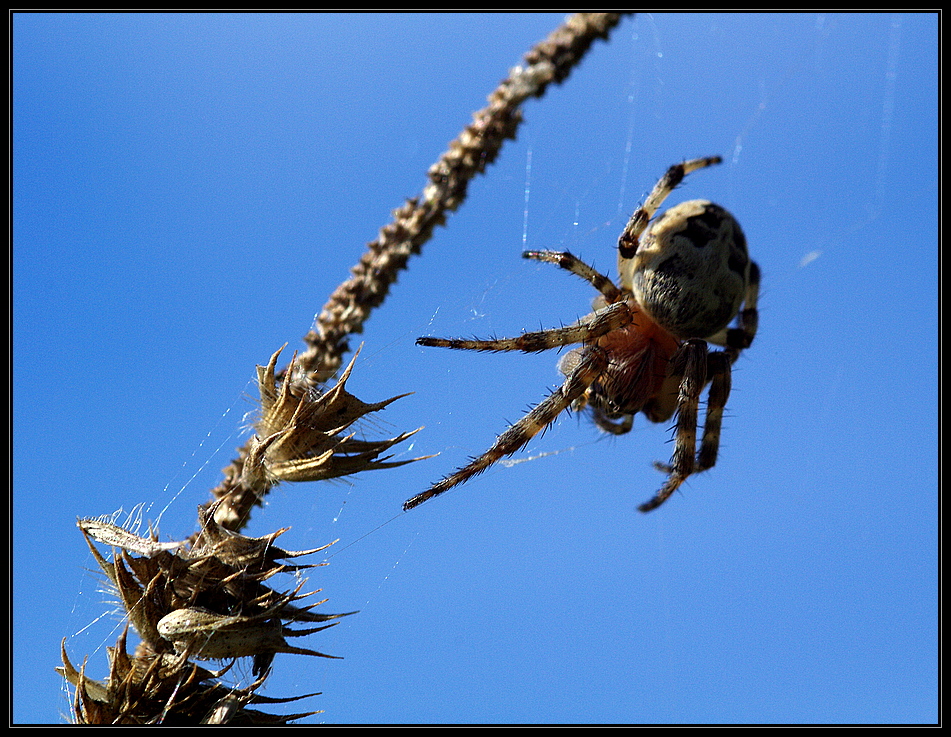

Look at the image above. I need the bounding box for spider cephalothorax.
[405,156,760,513]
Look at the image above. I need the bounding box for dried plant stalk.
[61,13,630,724]
[303,12,627,384]
[208,12,627,534]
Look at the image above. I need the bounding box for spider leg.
[403,345,609,511]
[416,300,633,353]
[640,260,751,511]
[725,260,760,354]
[637,339,708,513]
[522,249,622,303]
[617,156,722,262]
[696,350,732,471]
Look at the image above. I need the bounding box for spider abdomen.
[629,200,750,340]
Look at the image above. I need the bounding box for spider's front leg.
[416,300,633,354]
[617,156,722,262]
[403,345,610,511]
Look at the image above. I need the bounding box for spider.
[404,156,759,513]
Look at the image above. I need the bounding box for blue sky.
[13,13,937,725]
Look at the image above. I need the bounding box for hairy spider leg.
[415,300,633,354]
[403,346,610,511]
[617,156,723,263]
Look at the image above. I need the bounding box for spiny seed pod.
[206,344,433,532]
[245,345,430,488]
[156,606,341,674]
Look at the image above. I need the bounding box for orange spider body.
[561,300,681,429]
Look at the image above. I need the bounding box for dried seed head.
[246,345,430,488]
[58,631,322,724]
[65,511,351,722]
[190,504,331,572]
